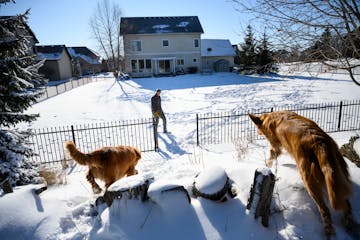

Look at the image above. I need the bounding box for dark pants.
[154,111,167,132]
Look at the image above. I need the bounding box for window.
[177,59,184,66]
[146,59,152,70]
[139,59,145,72]
[132,59,152,73]
[131,60,138,72]
[131,40,142,52]
[162,40,169,47]
[194,39,199,48]
[193,58,197,63]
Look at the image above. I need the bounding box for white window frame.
[194,39,199,48]
[131,40,142,52]
[162,39,169,47]
[176,58,185,66]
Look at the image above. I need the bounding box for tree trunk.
[101,178,153,207]
[246,168,275,227]
[1,179,13,194]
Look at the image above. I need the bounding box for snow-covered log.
[148,179,191,210]
[340,135,360,168]
[192,165,235,201]
[246,168,275,227]
[102,173,154,207]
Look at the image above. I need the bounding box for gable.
[67,47,101,64]
[36,45,71,61]
[120,16,204,35]
[201,39,236,57]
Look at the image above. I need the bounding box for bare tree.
[232,0,360,86]
[89,0,122,75]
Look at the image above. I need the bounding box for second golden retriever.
[65,141,141,193]
[249,110,357,237]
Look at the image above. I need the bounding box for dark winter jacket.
[151,94,162,113]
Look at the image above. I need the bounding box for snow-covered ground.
[1,69,360,240]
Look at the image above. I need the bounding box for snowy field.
[1,69,360,240]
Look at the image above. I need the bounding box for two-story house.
[120,16,204,77]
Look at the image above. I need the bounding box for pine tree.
[0,7,47,186]
[239,25,257,68]
[257,31,273,73]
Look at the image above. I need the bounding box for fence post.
[152,118,159,151]
[71,125,76,145]
[337,101,343,131]
[196,114,199,146]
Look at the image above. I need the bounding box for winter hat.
[156,89,161,93]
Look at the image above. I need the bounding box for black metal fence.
[196,99,360,146]
[29,118,158,164]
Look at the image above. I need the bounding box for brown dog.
[249,110,356,237]
[65,141,141,193]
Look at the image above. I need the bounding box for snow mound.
[192,165,231,201]
[148,179,190,209]
[107,173,154,192]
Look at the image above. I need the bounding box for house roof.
[120,16,204,35]
[36,45,70,61]
[0,15,39,43]
[201,39,236,57]
[67,47,101,65]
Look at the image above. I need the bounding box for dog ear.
[248,113,263,126]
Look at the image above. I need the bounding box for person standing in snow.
[151,89,167,133]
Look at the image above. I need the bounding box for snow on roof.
[201,39,236,57]
[36,45,67,61]
[67,47,101,65]
[120,16,204,35]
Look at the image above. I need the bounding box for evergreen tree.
[0,7,47,186]
[239,25,257,68]
[257,31,273,73]
[308,28,335,60]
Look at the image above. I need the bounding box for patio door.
[158,60,171,74]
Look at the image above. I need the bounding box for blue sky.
[1,0,255,56]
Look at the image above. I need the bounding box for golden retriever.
[65,141,141,193]
[249,110,356,237]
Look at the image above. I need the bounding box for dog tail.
[316,143,352,210]
[64,141,89,165]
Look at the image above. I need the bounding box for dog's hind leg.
[86,170,102,194]
[342,200,359,232]
[301,162,335,237]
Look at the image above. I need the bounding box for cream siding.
[123,33,202,77]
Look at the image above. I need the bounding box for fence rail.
[37,75,113,102]
[29,118,158,164]
[196,100,360,146]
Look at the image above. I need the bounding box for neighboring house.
[67,47,102,76]
[201,39,236,72]
[36,45,72,81]
[120,16,204,77]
